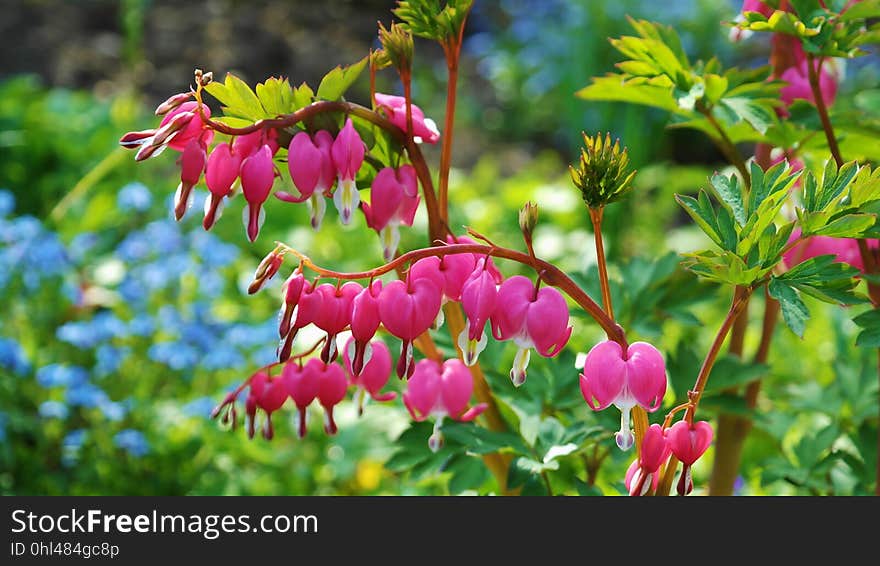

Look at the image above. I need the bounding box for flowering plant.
[116,0,880,495]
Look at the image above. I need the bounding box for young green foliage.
[393,0,473,44]
[577,18,782,143]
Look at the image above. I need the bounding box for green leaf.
[811,213,875,237]
[769,278,810,337]
[704,356,769,392]
[316,56,368,102]
[856,326,880,347]
[710,172,746,226]
[576,76,684,114]
[204,72,268,121]
[675,192,723,248]
[292,82,315,111]
[255,77,293,117]
[721,96,777,134]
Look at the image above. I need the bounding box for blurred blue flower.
[201,347,246,370]
[114,429,150,457]
[197,271,225,298]
[57,321,100,349]
[38,400,69,419]
[182,396,217,418]
[250,345,279,366]
[128,314,155,337]
[148,342,200,371]
[63,429,87,450]
[67,232,99,263]
[116,234,151,263]
[143,220,183,255]
[191,231,239,268]
[225,321,277,349]
[66,381,109,408]
[118,276,147,304]
[117,182,153,212]
[98,399,127,421]
[0,189,14,217]
[0,337,31,375]
[36,364,88,388]
[95,344,128,377]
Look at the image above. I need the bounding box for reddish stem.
[589,207,614,321]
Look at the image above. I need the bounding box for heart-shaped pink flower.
[316,361,348,435]
[579,340,667,451]
[282,359,320,438]
[310,281,362,362]
[343,337,396,414]
[349,280,383,375]
[245,371,289,440]
[379,278,442,378]
[666,420,714,495]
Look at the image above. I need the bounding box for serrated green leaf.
[711,172,746,225]
[316,56,368,102]
[675,193,723,247]
[811,213,876,237]
[255,77,293,117]
[769,278,809,337]
[856,326,880,347]
[721,96,776,134]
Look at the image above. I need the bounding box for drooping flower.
[667,420,714,495]
[579,340,667,451]
[310,281,363,362]
[173,137,208,220]
[458,259,499,366]
[779,58,838,115]
[374,93,441,144]
[278,130,336,229]
[343,336,396,415]
[330,118,365,225]
[278,280,319,362]
[203,142,242,230]
[315,360,348,434]
[379,277,442,378]
[154,92,193,116]
[245,370,289,440]
[362,165,420,260]
[624,424,671,496]
[348,280,383,375]
[282,360,319,438]
[491,275,572,386]
[278,269,307,339]
[403,358,487,451]
[240,144,276,242]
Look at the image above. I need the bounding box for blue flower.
[148,342,200,371]
[98,399,127,421]
[36,364,88,388]
[57,321,100,349]
[182,396,217,418]
[200,348,246,370]
[63,429,88,450]
[114,429,150,457]
[68,232,99,263]
[0,189,14,217]
[0,338,31,375]
[116,233,152,263]
[117,182,153,212]
[190,231,239,268]
[94,344,128,377]
[128,314,155,337]
[38,400,69,419]
[143,220,183,255]
[66,381,109,408]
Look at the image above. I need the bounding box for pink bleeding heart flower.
[448,235,503,283]
[343,337,396,415]
[403,358,487,452]
[278,130,336,230]
[783,228,870,272]
[625,424,671,496]
[240,144,276,242]
[579,340,667,451]
[491,275,572,387]
[203,142,243,230]
[245,370,289,440]
[379,277,442,379]
[173,137,208,221]
[349,280,383,376]
[316,360,348,435]
[165,102,212,152]
[330,118,365,225]
[407,253,476,329]
[278,268,307,339]
[667,420,714,495]
[311,281,362,362]
[233,129,279,159]
[779,59,838,116]
[458,259,499,366]
[282,360,320,438]
[362,165,420,260]
[277,281,320,362]
[374,93,441,144]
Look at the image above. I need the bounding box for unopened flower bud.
[378,22,414,77]
[518,201,538,238]
[570,132,636,209]
[119,129,157,149]
[249,250,285,294]
[155,92,193,116]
